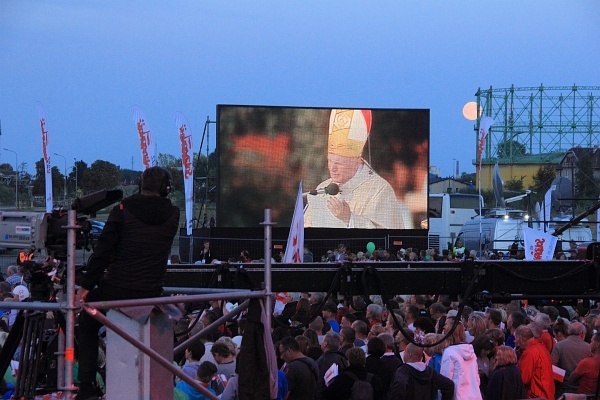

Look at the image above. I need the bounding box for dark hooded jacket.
[80,193,179,294]
[388,363,454,400]
[322,365,384,400]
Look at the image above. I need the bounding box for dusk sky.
[1,1,598,178]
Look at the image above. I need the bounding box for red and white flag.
[131,106,156,169]
[174,112,194,236]
[523,226,557,261]
[284,182,304,263]
[37,102,53,213]
[477,116,494,171]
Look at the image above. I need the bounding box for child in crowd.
[175,361,217,400]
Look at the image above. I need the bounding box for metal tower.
[475,85,600,164]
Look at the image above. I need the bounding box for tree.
[31,159,64,197]
[497,139,527,159]
[195,151,218,204]
[0,184,14,206]
[459,172,476,184]
[80,160,121,192]
[504,176,525,192]
[70,160,88,195]
[157,153,183,192]
[120,168,142,186]
[532,164,556,194]
[0,163,13,173]
[575,155,600,200]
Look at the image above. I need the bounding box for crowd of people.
[0,258,58,398]
[0,256,598,399]
[183,238,583,267]
[166,288,600,400]
[0,188,595,400]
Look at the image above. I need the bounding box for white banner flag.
[37,102,53,213]
[477,116,494,171]
[523,226,557,261]
[131,106,156,169]
[174,112,194,236]
[544,186,555,232]
[284,182,304,263]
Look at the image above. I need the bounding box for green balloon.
[366,242,376,253]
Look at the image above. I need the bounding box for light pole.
[54,152,67,200]
[3,148,18,208]
[74,158,78,197]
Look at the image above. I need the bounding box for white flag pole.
[37,102,53,213]
[477,117,494,252]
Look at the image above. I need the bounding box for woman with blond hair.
[385,311,404,335]
[440,316,482,400]
[486,345,525,400]
[423,333,444,373]
[466,313,486,341]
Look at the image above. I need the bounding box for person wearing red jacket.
[515,325,555,400]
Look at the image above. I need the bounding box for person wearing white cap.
[6,285,30,328]
[304,109,410,229]
[12,285,30,301]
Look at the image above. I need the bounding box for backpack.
[346,372,374,400]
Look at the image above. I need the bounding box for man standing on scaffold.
[75,166,180,400]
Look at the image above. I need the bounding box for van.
[548,219,593,253]
[427,193,483,252]
[457,209,593,257]
[456,210,528,256]
[0,211,47,250]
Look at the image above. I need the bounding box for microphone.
[305,183,340,196]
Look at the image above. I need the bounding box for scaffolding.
[475,85,600,164]
[0,209,276,400]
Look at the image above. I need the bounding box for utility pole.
[74,158,78,197]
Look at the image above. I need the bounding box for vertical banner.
[523,226,557,260]
[131,106,156,169]
[37,102,53,213]
[477,116,494,171]
[543,186,555,232]
[174,112,194,236]
[284,182,304,263]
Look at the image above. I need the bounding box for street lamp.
[3,148,18,208]
[54,152,67,200]
[74,158,78,197]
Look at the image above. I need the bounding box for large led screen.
[217,106,429,229]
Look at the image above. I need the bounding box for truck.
[427,193,483,252]
[456,209,592,256]
[0,189,122,259]
[0,211,47,251]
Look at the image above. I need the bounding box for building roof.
[558,147,600,168]
[479,151,565,166]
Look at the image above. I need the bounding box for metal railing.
[0,209,278,400]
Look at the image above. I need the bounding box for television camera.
[0,190,122,300]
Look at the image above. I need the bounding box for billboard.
[217,105,429,229]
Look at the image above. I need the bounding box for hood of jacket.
[404,364,435,383]
[448,342,477,361]
[122,193,177,225]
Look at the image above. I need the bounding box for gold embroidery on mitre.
[328,109,369,157]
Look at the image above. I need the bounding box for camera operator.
[75,166,180,400]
